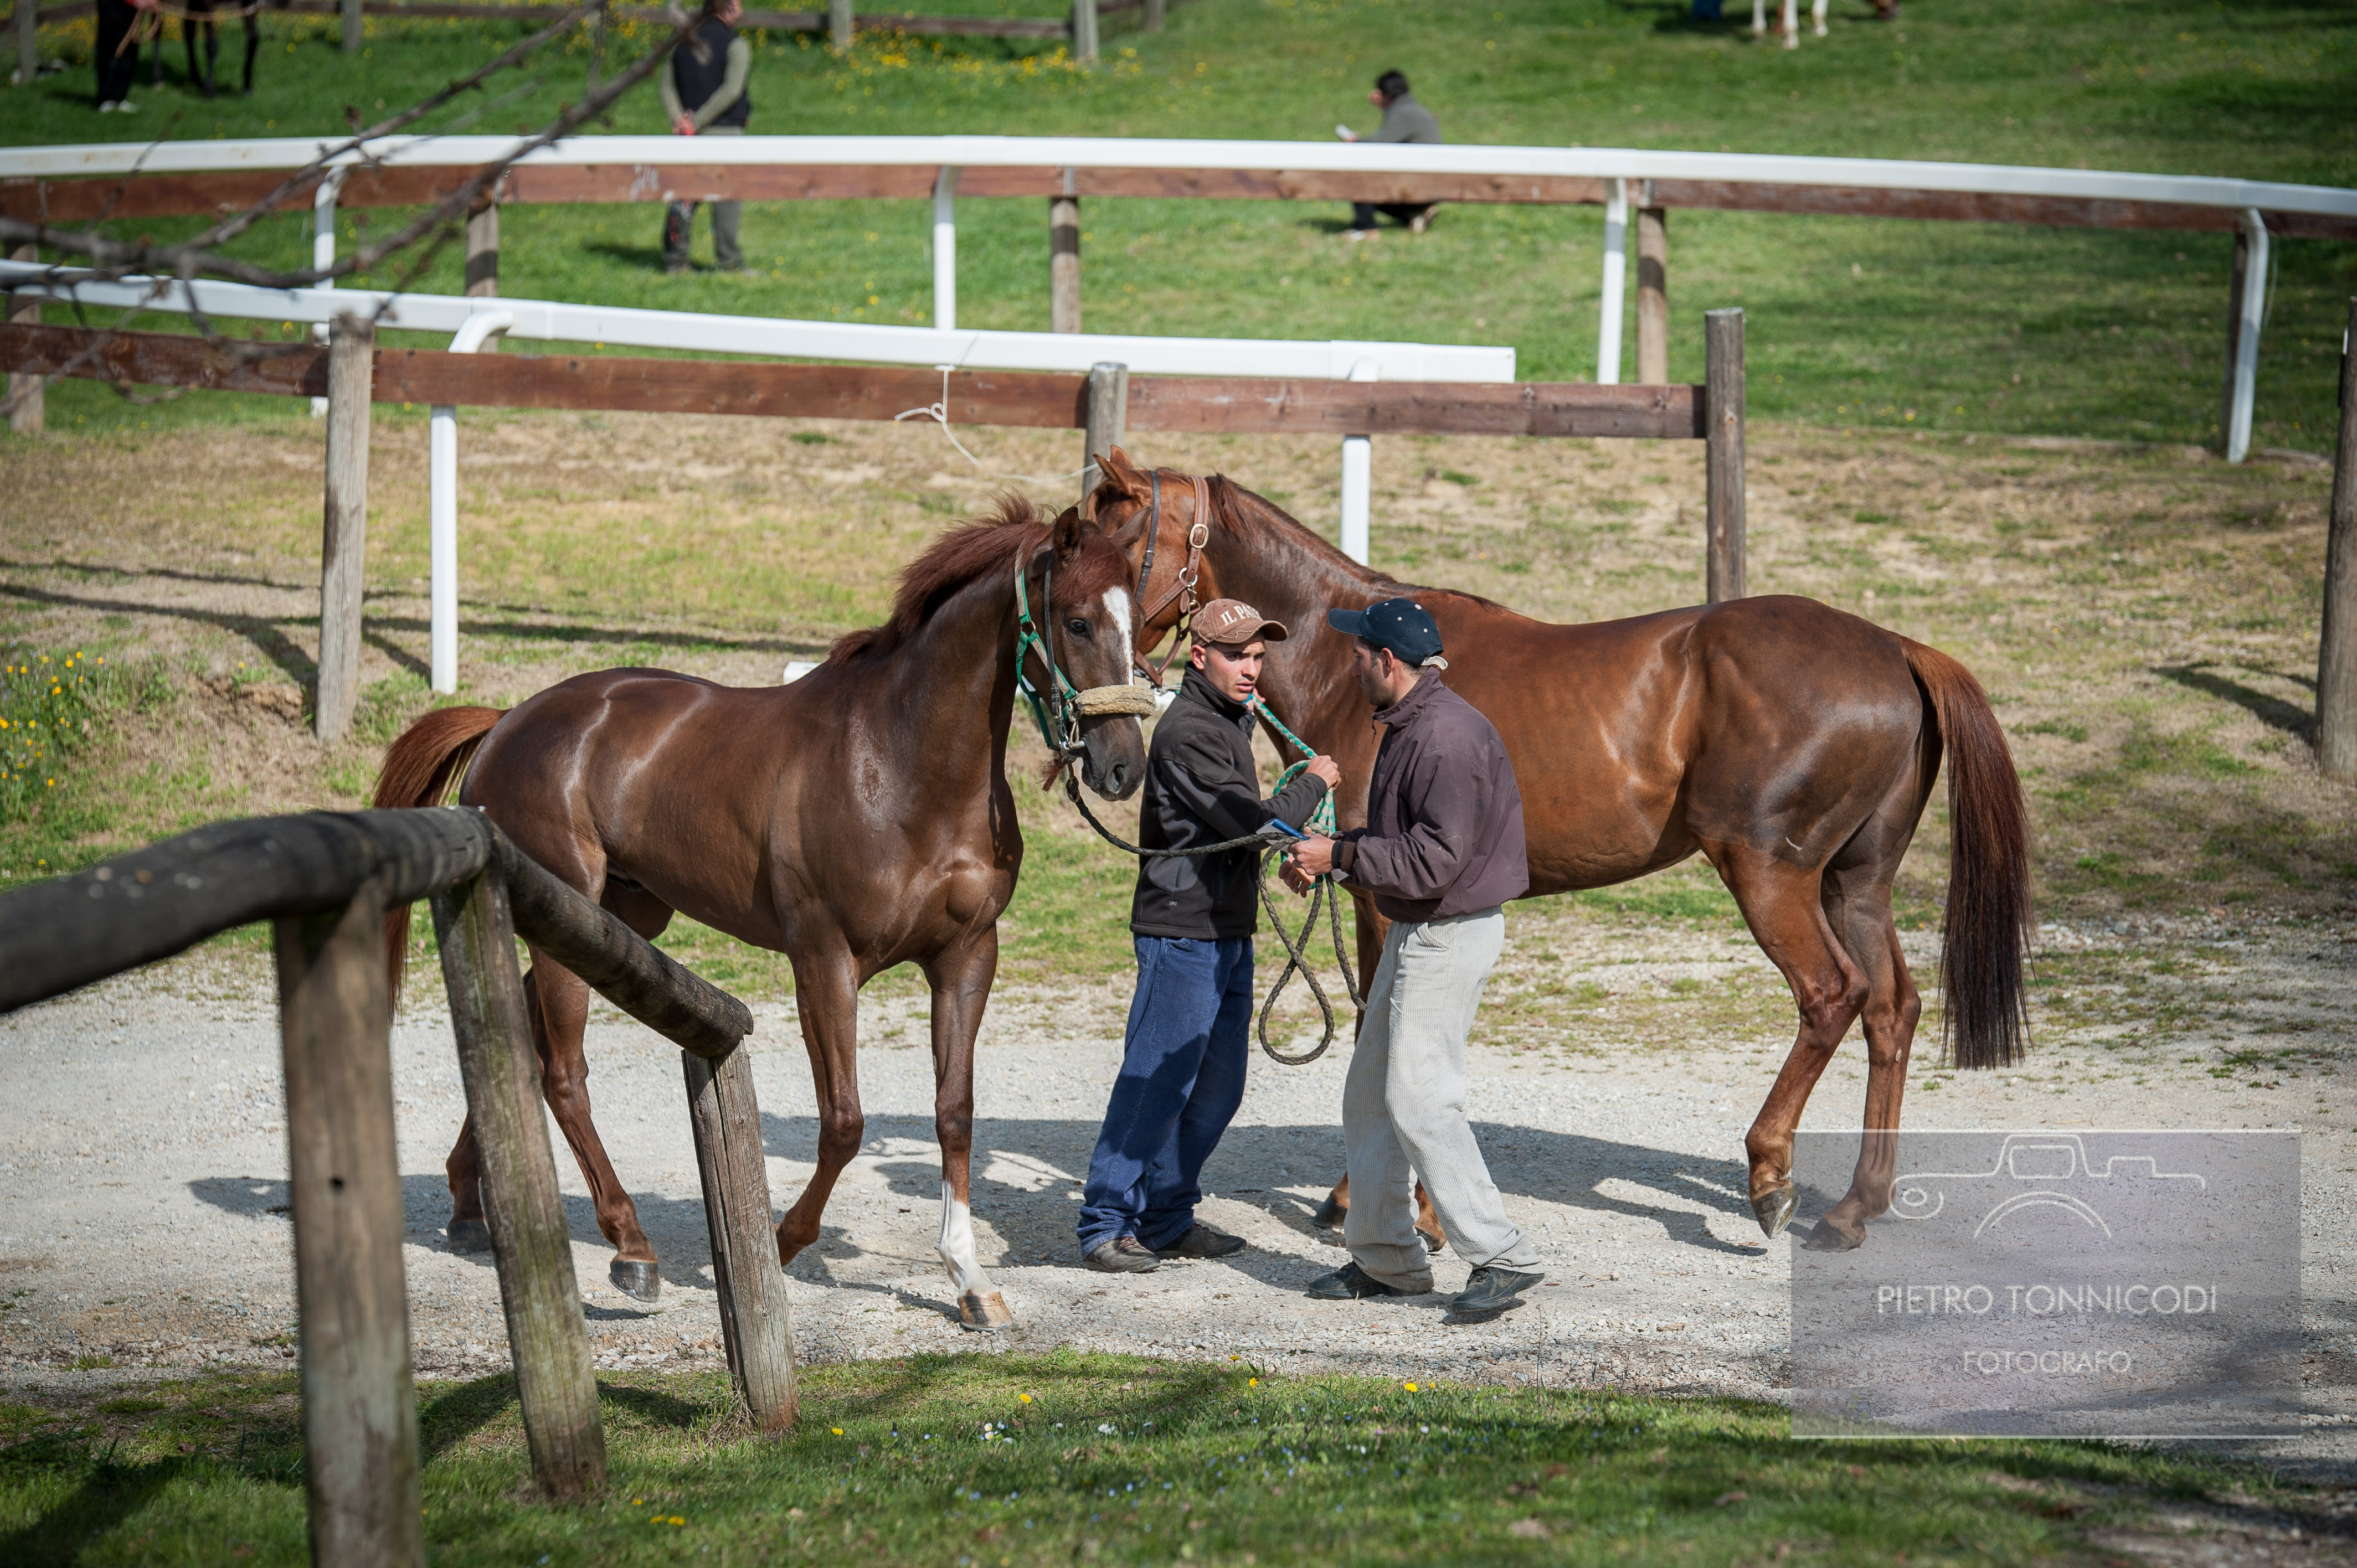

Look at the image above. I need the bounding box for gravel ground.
[2,924,2350,1475]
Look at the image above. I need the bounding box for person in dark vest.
[660,0,752,274]
[1336,69,1442,240]
[1076,599,1341,1273]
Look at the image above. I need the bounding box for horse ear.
[1051,503,1087,561]
[1100,445,1154,501]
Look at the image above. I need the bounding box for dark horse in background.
[374,502,1148,1328]
[137,0,261,98]
[1088,450,2031,1252]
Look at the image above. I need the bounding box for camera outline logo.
[1886,1132,2207,1241]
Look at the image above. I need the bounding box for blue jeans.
[1077,936,1253,1254]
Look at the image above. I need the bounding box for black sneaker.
[1083,1236,1161,1275]
[1304,1261,1422,1301]
[1448,1266,1544,1318]
[1152,1223,1246,1260]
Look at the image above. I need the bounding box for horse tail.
[373,704,506,1005]
[1902,639,2032,1071]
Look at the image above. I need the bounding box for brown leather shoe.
[1083,1236,1161,1274]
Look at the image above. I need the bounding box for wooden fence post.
[1144,0,1164,30]
[683,1045,798,1432]
[1635,202,1669,386]
[431,871,608,1500]
[317,312,371,743]
[465,201,500,324]
[7,244,40,436]
[2319,298,2357,785]
[275,884,422,1568]
[1072,0,1098,62]
[341,0,361,52]
[1050,173,1082,334]
[830,0,852,50]
[1705,307,1747,604]
[1083,360,1126,497]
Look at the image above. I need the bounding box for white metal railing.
[2,257,1509,691]
[12,133,2345,458]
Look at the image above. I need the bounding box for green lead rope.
[1058,694,1361,1067]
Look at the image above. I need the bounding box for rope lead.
[1058,696,1361,1066]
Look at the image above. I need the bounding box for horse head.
[1087,446,1234,674]
[1023,506,1151,801]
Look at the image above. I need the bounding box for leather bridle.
[1129,470,1213,687]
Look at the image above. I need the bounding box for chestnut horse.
[374,501,1149,1327]
[1087,450,2029,1251]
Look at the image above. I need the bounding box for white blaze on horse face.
[1103,586,1135,668]
[937,1180,991,1296]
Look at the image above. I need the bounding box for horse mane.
[1202,472,1514,613]
[827,492,1125,665]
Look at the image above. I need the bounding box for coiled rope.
[1059,697,1360,1067]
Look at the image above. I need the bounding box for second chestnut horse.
[1089,450,2030,1251]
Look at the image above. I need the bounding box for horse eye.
[1064,617,1093,638]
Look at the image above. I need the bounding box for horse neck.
[872,568,1024,793]
[1201,493,1387,746]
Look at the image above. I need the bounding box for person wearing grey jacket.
[1337,69,1442,239]
[1283,597,1543,1321]
[659,0,753,274]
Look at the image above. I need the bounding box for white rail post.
[1339,356,1378,564]
[14,0,37,89]
[8,244,42,436]
[932,167,960,332]
[310,169,346,417]
[429,311,514,696]
[829,0,852,50]
[2224,207,2269,464]
[1597,177,1628,386]
[1072,0,1099,64]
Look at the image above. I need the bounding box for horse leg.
[1803,812,1926,1250]
[1813,0,1828,35]
[240,10,258,93]
[924,931,1012,1331]
[1712,845,1870,1239]
[445,1115,491,1251]
[201,17,219,97]
[1781,0,1799,46]
[775,945,864,1268]
[523,953,662,1300]
[1752,0,1766,35]
[182,15,200,92]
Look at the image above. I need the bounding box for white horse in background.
[1754,0,1829,47]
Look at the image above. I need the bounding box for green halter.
[1012,550,1156,757]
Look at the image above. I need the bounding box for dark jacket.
[1334,675,1527,922]
[1131,667,1330,940]
[667,18,751,128]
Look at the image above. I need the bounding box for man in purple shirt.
[1284,597,1543,1321]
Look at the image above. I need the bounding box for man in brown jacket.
[1283,597,1543,1319]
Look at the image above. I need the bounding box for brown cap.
[1192,597,1289,648]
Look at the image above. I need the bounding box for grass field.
[0,1353,2335,1566]
[3,0,2354,449]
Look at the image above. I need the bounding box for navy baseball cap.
[1326,597,1444,666]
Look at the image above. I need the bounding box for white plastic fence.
[8,133,2350,458]
[1,258,1507,692]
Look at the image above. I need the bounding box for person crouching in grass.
[1077,600,1342,1274]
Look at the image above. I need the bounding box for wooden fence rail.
[0,807,792,1566]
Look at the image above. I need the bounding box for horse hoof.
[447,1219,493,1254]
[610,1258,662,1302]
[1751,1183,1798,1240]
[959,1291,1015,1333]
[1311,1195,1346,1232]
[1802,1219,1865,1252]
[1417,1226,1447,1255]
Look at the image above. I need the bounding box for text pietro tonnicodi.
[1875,1284,2217,1316]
